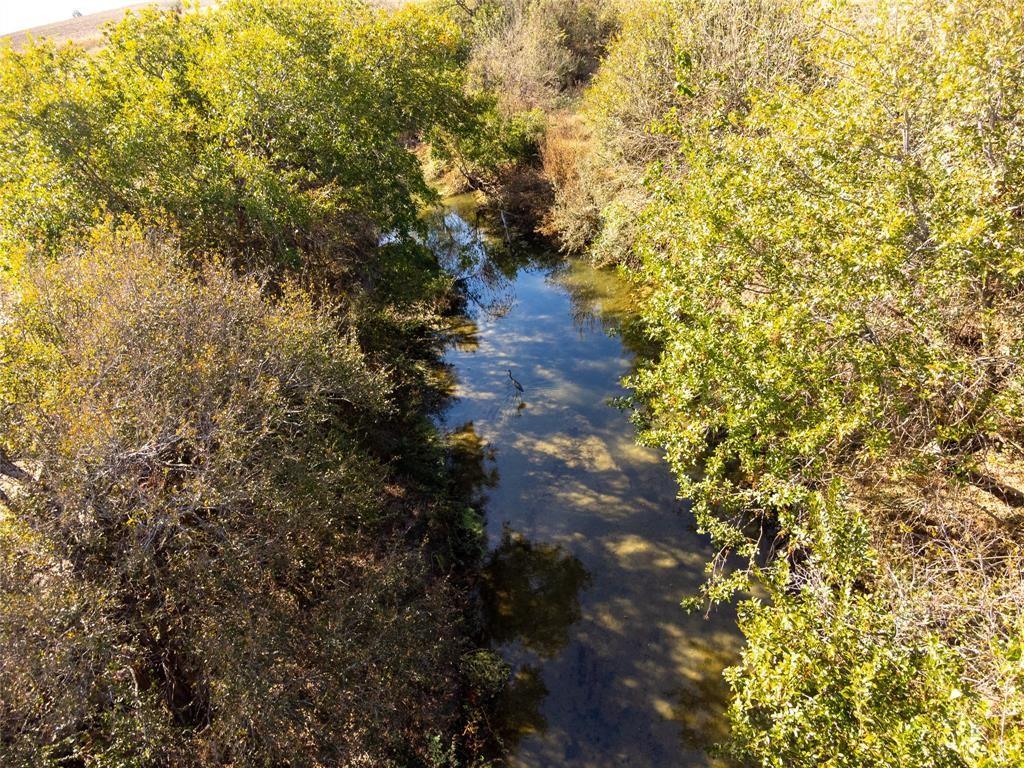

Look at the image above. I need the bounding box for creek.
[431,195,739,767]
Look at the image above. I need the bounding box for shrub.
[545,0,809,258]
[461,0,616,112]
[730,587,984,767]
[630,0,1024,602]
[0,228,464,766]
[556,0,1024,762]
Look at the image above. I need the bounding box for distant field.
[2,2,215,51]
[2,0,403,52]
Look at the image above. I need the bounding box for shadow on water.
[483,527,593,658]
[482,527,593,751]
[430,193,741,767]
[448,421,499,504]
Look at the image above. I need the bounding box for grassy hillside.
[2,2,216,51]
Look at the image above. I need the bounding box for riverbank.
[494,1,1024,765]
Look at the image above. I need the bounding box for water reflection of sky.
[437,199,740,768]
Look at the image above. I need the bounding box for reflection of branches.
[551,261,619,338]
[448,422,499,507]
[555,262,662,365]
[564,277,606,336]
[493,664,549,748]
[481,529,590,754]
[423,199,559,324]
[426,209,518,319]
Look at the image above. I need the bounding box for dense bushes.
[0,230,471,766]
[420,0,617,211]
[0,2,496,765]
[0,0,473,271]
[544,0,1024,763]
[456,0,615,112]
[544,0,809,260]
[728,586,988,767]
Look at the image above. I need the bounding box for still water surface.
[433,196,739,767]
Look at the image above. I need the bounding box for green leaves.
[728,585,983,768]
[561,0,1024,763]
[0,3,499,764]
[624,0,1024,591]
[0,0,477,270]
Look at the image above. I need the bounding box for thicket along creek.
[430,196,741,767]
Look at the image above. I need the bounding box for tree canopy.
[0,0,475,271]
[0,2,498,765]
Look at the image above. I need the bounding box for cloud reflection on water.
[435,198,740,768]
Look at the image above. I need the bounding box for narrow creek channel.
[431,196,741,767]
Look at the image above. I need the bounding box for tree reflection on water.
[481,527,592,747]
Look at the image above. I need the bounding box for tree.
[0,0,476,276]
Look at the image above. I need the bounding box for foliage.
[453,0,616,112]
[547,0,1024,762]
[725,495,1023,767]
[631,0,1024,602]
[545,0,809,259]
[730,587,981,767]
[0,2,509,764]
[0,0,475,272]
[419,0,617,212]
[0,228,474,766]
[429,101,545,195]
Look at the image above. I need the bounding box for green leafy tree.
[0,0,477,272]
